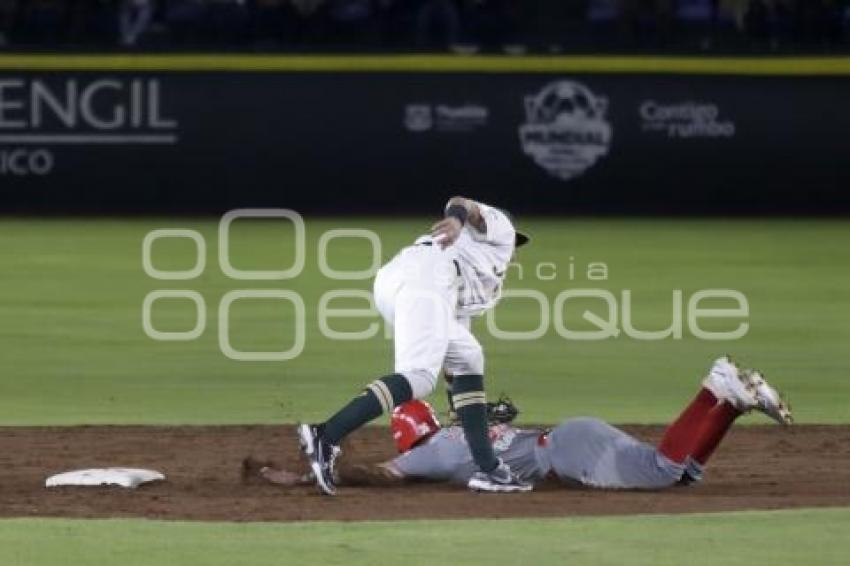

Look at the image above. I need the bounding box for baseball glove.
[487,395,519,424]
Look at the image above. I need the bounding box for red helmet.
[391,400,441,453]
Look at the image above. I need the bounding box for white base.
[45,468,165,488]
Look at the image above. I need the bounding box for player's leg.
[445,324,530,492]
[317,284,448,433]
[324,283,451,441]
[692,407,737,464]
[298,365,415,495]
[545,417,684,489]
[684,367,792,481]
[443,372,457,422]
[659,399,741,484]
[444,324,497,472]
[443,316,471,424]
[656,357,756,484]
[299,259,451,495]
[659,357,792,484]
[657,390,724,465]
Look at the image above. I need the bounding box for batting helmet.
[391,400,441,453]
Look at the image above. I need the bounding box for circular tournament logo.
[519,81,613,181]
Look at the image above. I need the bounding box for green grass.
[1,217,848,425]
[0,508,847,566]
[0,218,847,565]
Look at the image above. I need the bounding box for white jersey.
[452,202,516,316]
[415,202,516,317]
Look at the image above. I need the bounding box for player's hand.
[431,217,463,248]
[260,467,302,486]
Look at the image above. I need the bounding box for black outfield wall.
[1,55,848,215]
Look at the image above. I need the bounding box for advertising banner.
[1,67,848,214]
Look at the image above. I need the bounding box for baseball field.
[1,217,848,565]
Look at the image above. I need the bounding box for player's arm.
[242,456,314,487]
[260,467,312,486]
[336,461,407,486]
[432,196,516,249]
[431,196,485,248]
[245,456,406,487]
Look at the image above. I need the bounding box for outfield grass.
[0,508,847,566]
[1,217,848,425]
[1,217,847,566]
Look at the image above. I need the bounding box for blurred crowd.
[0,0,848,51]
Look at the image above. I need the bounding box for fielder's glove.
[487,395,519,424]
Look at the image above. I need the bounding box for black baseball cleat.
[677,471,698,486]
[467,459,533,493]
[297,424,340,496]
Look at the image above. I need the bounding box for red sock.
[658,388,719,464]
[691,401,740,465]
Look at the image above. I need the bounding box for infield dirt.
[1,425,848,521]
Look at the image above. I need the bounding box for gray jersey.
[392,424,549,484]
[543,418,685,489]
[393,418,687,490]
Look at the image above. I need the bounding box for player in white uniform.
[298,196,531,495]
